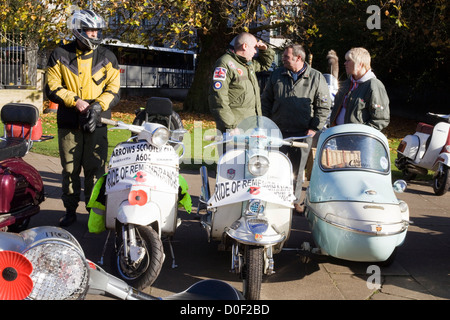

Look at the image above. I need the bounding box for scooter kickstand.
[168,237,178,268]
[98,230,111,265]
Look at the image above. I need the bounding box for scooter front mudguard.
[117,201,161,234]
[433,154,450,172]
[438,153,450,165]
[226,216,286,247]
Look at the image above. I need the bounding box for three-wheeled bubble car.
[304,124,410,264]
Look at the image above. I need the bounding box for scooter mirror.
[171,128,187,142]
[393,179,407,193]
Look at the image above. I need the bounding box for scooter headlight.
[139,123,170,148]
[23,241,89,300]
[248,155,269,176]
[151,127,170,147]
[399,200,409,213]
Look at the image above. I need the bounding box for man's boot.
[59,210,77,227]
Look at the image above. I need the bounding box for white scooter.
[0,226,243,300]
[94,108,186,290]
[395,113,450,195]
[198,116,308,300]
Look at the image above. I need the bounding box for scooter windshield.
[319,133,390,173]
[235,116,283,143]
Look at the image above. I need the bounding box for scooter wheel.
[433,165,450,196]
[242,245,263,300]
[112,225,164,290]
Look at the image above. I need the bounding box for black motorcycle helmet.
[69,9,106,50]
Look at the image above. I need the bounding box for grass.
[1,99,433,182]
[0,101,220,172]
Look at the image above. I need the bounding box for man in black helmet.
[45,9,120,226]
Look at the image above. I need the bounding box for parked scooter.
[395,113,450,195]
[0,226,243,300]
[0,103,52,232]
[304,124,410,265]
[198,116,308,300]
[91,100,187,291]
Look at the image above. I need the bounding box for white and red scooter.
[395,113,450,195]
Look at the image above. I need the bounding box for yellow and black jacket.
[45,41,120,129]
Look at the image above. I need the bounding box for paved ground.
[24,152,450,300]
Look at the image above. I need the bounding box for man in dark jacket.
[45,9,120,226]
[262,44,331,212]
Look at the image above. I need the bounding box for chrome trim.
[225,227,286,246]
[265,246,275,275]
[363,205,384,210]
[307,206,409,236]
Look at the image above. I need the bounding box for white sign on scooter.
[106,163,179,194]
[208,177,294,208]
[109,140,178,167]
[106,140,179,194]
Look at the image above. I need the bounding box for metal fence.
[0,32,37,88]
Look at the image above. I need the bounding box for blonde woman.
[330,47,390,130]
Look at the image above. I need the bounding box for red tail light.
[397,141,406,153]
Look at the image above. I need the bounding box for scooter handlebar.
[100,118,119,126]
[290,141,309,149]
[100,118,144,134]
[204,135,221,141]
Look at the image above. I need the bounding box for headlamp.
[248,155,269,176]
[399,200,408,213]
[151,127,170,147]
[139,123,170,147]
[23,241,89,300]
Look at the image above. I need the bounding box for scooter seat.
[0,137,28,161]
[145,97,173,116]
[1,103,39,126]
[416,122,434,135]
[164,279,243,300]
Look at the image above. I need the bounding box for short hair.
[285,44,306,61]
[345,47,371,70]
[234,32,256,50]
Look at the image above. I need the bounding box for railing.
[0,32,37,88]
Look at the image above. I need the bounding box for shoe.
[59,211,77,227]
[294,203,304,215]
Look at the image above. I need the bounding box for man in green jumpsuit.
[208,32,274,135]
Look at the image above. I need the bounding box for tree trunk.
[183,0,233,114]
[183,32,231,113]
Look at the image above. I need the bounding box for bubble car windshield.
[319,134,390,173]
